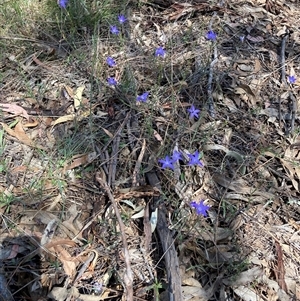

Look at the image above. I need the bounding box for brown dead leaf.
[23,118,39,128]
[1,121,45,149]
[101,127,114,138]
[0,103,29,120]
[10,166,28,174]
[246,34,264,43]
[234,84,256,106]
[51,114,76,127]
[7,244,20,259]
[54,245,77,279]
[63,152,97,172]
[223,266,263,286]
[74,85,85,110]
[51,104,107,129]
[64,85,74,98]
[181,285,208,300]
[280,159,299,191]
[274,241,287,292]
[212,173,275,200]
[153,130,163,143]
[46,239,77,249]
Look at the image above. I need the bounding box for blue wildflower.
[58,0,68,8]
[172,151,182,162]
[110,25,119,35]
[107,77,117,86]
[188,151,204,167]
[158,156,174,170]
[155,46,166,57]
[93,282,103,294]
[288,75,296,84]
[118,15,127,24]
[137,92,149,102]
[240,35,245,43]
[190,200,210,217]
[187,105,200,119]
[106,57,116,67]
[206,30,217,41]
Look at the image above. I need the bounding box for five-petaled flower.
[137,92,149,102]
[110,25,119,35]
[188,150,204,167]
[118,15,127,24]
[107,77,117,86]
[158,156,174,170]
[155,46,166,57]
[190,200,210,217]
[288,75,296,84]
[106,57,116,67]
[206,30,217,41]
[172,151,182,162]
[187,105,200,119]
[58,0,68,8]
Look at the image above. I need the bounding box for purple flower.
[93,282,103,294]
[188,150,204,167]
[206,30,217,41]
[137,92,149,102]
[172,151,182,162]
[288,75,296,84]
[239,35,245,43]
[106,57,116,67]
[107,77,117,86]
[118,15,127,24]
[187,105,200,119]
[58,0,68,8]
[110,25,119,35]
[158,156,174,170]
[155,46,166,57]
[190,200,210,217]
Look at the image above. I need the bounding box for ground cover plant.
[0,0,300,300]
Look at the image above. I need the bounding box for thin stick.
[95,175,133,301]
[108,134,120,187]
[132,138,146,186]
[279,34,286,131]
[289,92,296,134]
[280,34,288,86]
[126,117,135,155]
[207,12,218,118]
[207,46,218,118]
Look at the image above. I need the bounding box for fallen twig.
[95,175,133,301]
[207,12,218,118]
[287,92,296,135]
[280,34,288,86]
[108,134,120,187]
[278,34,286,132]
[132,138,146,186]
[207,46,218,118]
[145,170,182,301]
[0,267,14,301]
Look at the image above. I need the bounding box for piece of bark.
[146,170,182,301]
[0,266,14,301]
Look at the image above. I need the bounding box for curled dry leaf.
[51,104,107,129]
[153,129,163,143]
[0,103,29,120]
[53,245,77,279]
[63,152,97,172]
[74,85,85,110]
[23,118,39,128]
[1,121,45,149]
[246,34,264,43]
